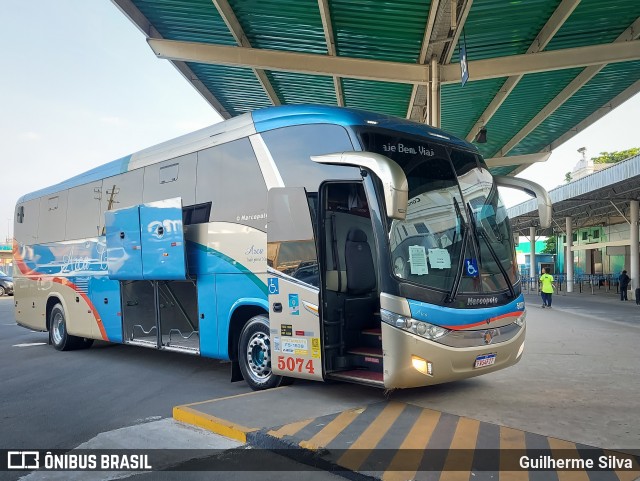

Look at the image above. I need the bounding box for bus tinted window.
[196,138,268,231]
[261,124,359,191]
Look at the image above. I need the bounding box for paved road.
[1,290,638,479]
[393,290,640,449]
[0,298,342,481]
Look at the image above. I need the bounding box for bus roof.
[19,105,476,204]
[252,105,476,151]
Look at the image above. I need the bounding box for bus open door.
[265,187,324,383]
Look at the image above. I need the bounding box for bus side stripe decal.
[188,241,268,296]
[13,241,108,341]
[51,277,108,341]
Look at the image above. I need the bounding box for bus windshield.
[358,129,518,296]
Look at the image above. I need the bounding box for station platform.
[173,290,639,480]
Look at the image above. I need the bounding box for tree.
[591,148,640,164]
[541,236,556,254]
[564,172,572,183]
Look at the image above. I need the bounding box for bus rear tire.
[238,315,287,391]
[49,303,83,351]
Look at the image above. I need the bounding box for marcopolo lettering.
[467,296,498,306]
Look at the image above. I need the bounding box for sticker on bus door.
[266,187,323,382]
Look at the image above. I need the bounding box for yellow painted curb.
[173,405,257,443]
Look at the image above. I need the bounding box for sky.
[2,1,639,243]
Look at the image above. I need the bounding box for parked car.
[0,270,14,296]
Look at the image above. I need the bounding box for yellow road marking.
[604,449,640,481]
[268,418,314,439]
[383,408,441,481]
[173,405,256,443]
[180,386,289,407]
[299,408,364,450]
[440,417,480,481]
[548,438,590,481]
[500,426,529,481]
[338,402,406,471]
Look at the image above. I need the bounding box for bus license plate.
[474,353,496,368]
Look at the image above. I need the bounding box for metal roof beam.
[439,39,640,83]
[147,38,431,84]
[211,0,280,106]
[111,0,231,118]
[465,0,580,142]
[443,0,473,63]
[485,152,551,168]
[147,38,640,86]
[407,0,441,119]
[493,19,640,159]
[317,0,343,106]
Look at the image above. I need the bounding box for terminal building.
[508,152,640,297]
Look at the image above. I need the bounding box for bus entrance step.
[346,346,383,371]
[327,369,384,387]
[359,327,382,348]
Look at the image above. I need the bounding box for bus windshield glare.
[358,130,518,296]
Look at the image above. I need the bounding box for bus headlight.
[381,309,450,341]
[514,311,526,327]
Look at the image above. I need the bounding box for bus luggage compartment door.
[139,198,187,280]
[105,205,143,280]
[267,187,323,382]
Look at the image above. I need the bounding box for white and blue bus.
[13,105,550,390]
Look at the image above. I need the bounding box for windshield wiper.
[445,198,467,303]
[467,202,516,299]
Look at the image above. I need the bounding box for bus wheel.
[49,303,80,351]
[79,338,94,350]
[238,315,286,391]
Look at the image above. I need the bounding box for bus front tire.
[238,315,288,391]
[49,303,89,351]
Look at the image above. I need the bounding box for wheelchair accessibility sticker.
[465,258,479,277]
[268,278,279,295]
[289,294,300,316]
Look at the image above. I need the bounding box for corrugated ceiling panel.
[342,79,412,117]
[509,61,640,157]
[228,0,328,54]
[451,0,561,62]
[266,71,338,105]
[187,63,272,116]
[545,0,640,51]
[132,0,235,45]
[441,78,506,139]
[488,166,516,176]
[480,68,584,159]
[331,0,430,62]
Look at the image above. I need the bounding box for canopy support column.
[566,217,573,293]
[630,200,639,300]
[429,56,440,128]
[529,227,537,285]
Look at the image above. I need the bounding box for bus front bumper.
[381,322,526,389]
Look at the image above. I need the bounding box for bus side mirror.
[494,176,552,229]
[310,152,409,220]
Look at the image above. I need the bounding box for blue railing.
[520,273,623,294]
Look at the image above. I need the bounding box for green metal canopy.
[112,0,640,176]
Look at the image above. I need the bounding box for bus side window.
[261,124,358,191]
[14,199,39,244]
[182,202,212,226]
[37,192,68,244]
[196,138,268,231]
